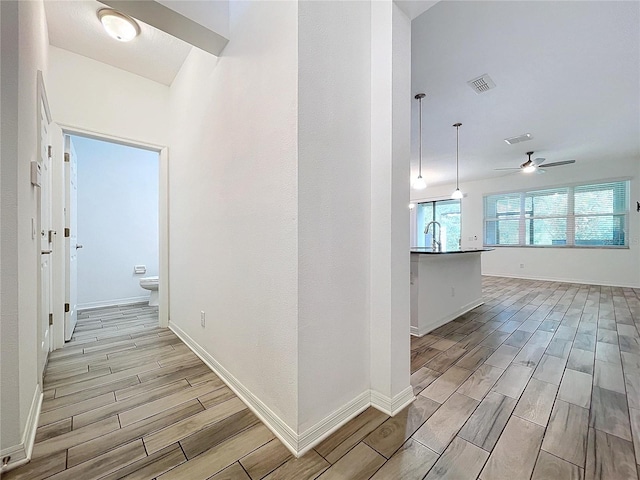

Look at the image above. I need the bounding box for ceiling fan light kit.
[413,93,427,190]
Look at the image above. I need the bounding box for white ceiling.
[43,0,639,180]
[44,0,192,85]
[411,1,640,186]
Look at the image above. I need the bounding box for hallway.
[5,277,640,479]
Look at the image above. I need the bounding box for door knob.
[75,244,83,250]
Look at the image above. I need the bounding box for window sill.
[483,244,630,250]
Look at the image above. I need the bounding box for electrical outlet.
[200,311,205,327]
[520,263,525,268]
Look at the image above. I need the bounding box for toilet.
[139,276,159,306]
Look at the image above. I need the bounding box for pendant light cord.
[453,122,462,190]
[456,125,459,189]
[418,97,423,176]
[415,93,426,177]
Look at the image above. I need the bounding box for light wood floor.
[5,277,640,480]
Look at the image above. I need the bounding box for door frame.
[37,70,53,382]
[51,124,170,336]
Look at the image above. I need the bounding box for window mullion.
[567,186,575,246]
[519,193,526,246]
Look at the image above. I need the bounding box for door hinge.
[64,152,70,163]
[49,313,53,326]
[64,228,70,238]
[64,303,70,313]
[48,145,52,159]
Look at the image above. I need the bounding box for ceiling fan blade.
[533,157,546,166]
[494,167,521,171]
[542,160,576,167]
[535,168,547,174]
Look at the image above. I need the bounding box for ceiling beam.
[101,0,229,56]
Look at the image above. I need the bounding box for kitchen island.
[410,248,493,337]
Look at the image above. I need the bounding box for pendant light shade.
[413,176,427,190]
[451,122,463,199]
[413,93,427,190]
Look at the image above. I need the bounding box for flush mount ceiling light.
[413,93,427,190]
[98,8,140,42]
[451,123,463,199]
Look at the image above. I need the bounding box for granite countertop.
[410,247,494,255]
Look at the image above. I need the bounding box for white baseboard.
[411,298,484,337]
[77,296,150,310]
[482,272,639,289]
[169,322,300,455]
[297,390,371,457]
[370,386,415,416]
[0,384,42,474]
[169,322,415,458]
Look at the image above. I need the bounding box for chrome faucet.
[424,221,442,252]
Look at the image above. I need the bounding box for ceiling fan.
[495,151,576,174]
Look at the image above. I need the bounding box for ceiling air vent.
[467,74,496,94]
[504,133,533,145]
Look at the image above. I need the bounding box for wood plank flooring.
[5,277,640,479]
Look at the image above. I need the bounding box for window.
[484,180,629,248]
[415,199,461,251]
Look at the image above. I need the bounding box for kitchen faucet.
[424,221,442,252]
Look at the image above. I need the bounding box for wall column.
[369,0,413,413]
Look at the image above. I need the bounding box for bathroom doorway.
[65,133,161,338]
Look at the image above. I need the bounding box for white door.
[65,136,79,340]
[39,96,53,381]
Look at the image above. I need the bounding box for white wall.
[74,136,159,308]
[369,1,412,411]
[168,0,412,449]
[411,157,640,287]
[297,0,372,433]
[167,0,300,433]
[0,0,22,453]
[47,45,170,148]
[0,0,49,462]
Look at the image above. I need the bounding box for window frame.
[412,198,462,251]
[483,179,630,249]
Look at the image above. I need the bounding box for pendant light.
[451,122,463,199]
[412,93,427,190]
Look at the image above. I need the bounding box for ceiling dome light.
[98,9,140,42]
